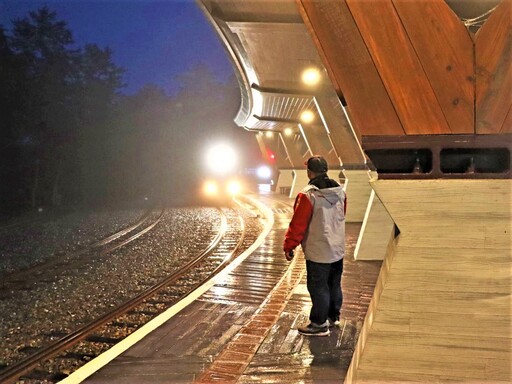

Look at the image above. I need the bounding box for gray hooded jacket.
[301,184,346,263]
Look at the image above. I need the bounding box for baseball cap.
[305,156,328,173]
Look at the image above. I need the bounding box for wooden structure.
[348,179,511,382]
[197,0,366,169]
[199,0,511,382]
[298,0,510,136]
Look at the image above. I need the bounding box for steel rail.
[99,209,165,254]
[0,208,161,291]
[93,209,157,247]
[201,207,246,279]
[0,207,236,384]
[0,215,44,232]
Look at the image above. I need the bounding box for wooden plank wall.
[346,179,512,383]
[302,123,341,165]
[346,0,454,135]
[297,0,512,137]
[392,0,474,134]
[296,0,405,136]
[475,0,512,134]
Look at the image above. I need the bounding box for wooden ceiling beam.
[226,21,304,34]
[345,0,452,135]
[475,0,512,134]
[314,94,365,164]
[297,0,405,137]
[392,0,474,134]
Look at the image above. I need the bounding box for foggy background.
[0,5,262,217]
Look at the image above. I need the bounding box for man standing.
[283,156,346,336]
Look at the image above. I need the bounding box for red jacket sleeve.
[283,192,313,253]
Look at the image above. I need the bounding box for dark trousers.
[306,259,344,325]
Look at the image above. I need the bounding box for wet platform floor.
[82,194,382,384]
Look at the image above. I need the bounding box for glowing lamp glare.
[256,166,271,179]
[302,67,321,85]
[226,180,241,195]
[206,144,237,174]
[300,110,315,123]
[203,181,218,196]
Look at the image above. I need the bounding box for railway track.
[0,215,45,233]
[0,208,164,294]
[0,206,251,384]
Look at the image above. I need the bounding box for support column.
[327,169,344,185]
[343,169,373,222]
[354,189,394,260]
[346,179,512,383]
[289,169,309,198]
[275,169,294,196]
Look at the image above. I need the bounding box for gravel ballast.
[0,205,264,372]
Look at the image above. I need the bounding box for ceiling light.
[300,110,315,123]
[302,67,321,86]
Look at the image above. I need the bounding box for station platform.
[66,193,382,384]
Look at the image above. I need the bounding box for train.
[200,142,275,201]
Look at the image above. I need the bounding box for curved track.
[0,208,164,294]
[0,206,248,384]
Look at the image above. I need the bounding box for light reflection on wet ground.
[79,195,382,384]
[239,222,382,383]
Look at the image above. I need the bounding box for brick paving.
[82,195,382,384]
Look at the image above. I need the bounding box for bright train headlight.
[203,180,219,196]
[226,180,241,195]
[256,166,271,179]
[206,143,237,175]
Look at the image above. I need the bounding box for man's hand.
[285,250,294,261]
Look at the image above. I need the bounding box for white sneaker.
[298,322,330,336]
[328,318,340,327]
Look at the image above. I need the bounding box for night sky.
[0,0,235,95]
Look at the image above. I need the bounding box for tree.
[75,44,124,126]
[0,7,257,211]
[0,26,24,209]
[7,7,76,207]
[2,7,125,209]
[70,44,125,205]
